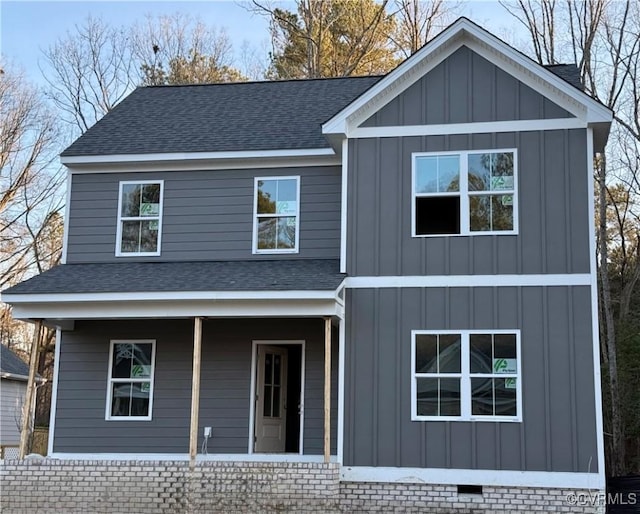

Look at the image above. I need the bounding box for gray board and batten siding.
[349,46,589,277]
[53,318,338,455]
[360,46,575,127]
[343,286,598,473]
[66,166,340,263]
[348,129,589,276]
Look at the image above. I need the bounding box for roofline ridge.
[143,75,384,88]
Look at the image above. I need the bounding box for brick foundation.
[0,459,605,513]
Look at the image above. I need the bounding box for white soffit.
[322,18,612,137]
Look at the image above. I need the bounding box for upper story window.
[106,340,156,420]
[412,150,517,236]
[253,176,300,253]
[411,330,521,422]
[116,181,163,256]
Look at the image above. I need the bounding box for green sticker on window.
[493,358,517,374]
[504,378,517,389]
[140,203,159,216]
[132,365,151,377]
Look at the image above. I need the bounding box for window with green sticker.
[107,340,155,420]
[412,330,520,421]
[117,181,163,256]
[412,150,517,236]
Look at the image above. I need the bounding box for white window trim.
[252,176,301,254]
[411,329,522,422]
[105,339,156,421]
[411,149,518,237]
[115,180,164,257]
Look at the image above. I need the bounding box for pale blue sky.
[1,0,521,85]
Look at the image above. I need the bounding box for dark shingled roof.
[2,260,345,295]
[61,65,584,158]
[544,64,583,90]
[1,344,30,377]
[61,76,382,157]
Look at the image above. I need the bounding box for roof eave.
[60,147,338,168]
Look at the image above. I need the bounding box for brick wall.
[0,460,340,513]
[0,459,606,513]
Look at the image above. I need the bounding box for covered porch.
[2,260,345,464]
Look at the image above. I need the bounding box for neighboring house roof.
[0,344,33,382]
[0,344,30,376]
[60,76,382,157]
[2,260,345,295]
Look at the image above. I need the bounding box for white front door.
[255,345,288,453]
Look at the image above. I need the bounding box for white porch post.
[19,320,42,460]
[189,317,203,468]
[324,316,331,463]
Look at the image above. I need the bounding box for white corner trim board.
[47,329,62,456]
[345,274,592,289]
[586,127,607,488]
[341,466,604,490]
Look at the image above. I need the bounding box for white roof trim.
[3,290,339,304]
[61,147,336,166]
[322,18,612,136]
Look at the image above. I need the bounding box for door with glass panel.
[255,345,288,452]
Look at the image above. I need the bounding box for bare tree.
[41,15,137,135]
[388,0,460,57]
[130,13,245,85]
[1,64,64,292]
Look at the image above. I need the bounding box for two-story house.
[2,18,612,512]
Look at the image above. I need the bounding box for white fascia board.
[61,148,336,167]
[2,290,338,304]
[341,466,604,490]
[323,18,611,135]
[9,298,343,321]
[345,274,592,288]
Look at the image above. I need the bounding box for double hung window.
[106,340,156,420]
[116,181,163,256]
[412,150,517,236]
[253,176,300,253]
[412,330,521,421]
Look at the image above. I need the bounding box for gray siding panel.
[0,380,26,445]
[344,286,599,473]
[348,129,589,276]
[53,318,337,455]
[66,166,341,263]
[361,46,573,127]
